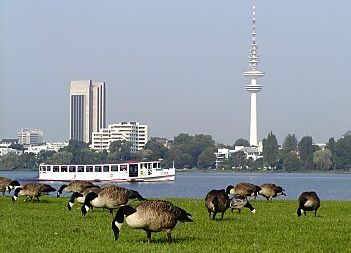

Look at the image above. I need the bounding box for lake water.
[1,170,351,200]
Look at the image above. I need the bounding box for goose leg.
[166,232,172,243]
[146,231,152,243]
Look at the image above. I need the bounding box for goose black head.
[111,205,137,240]
[81,192,98,216]
[57,185,67,197]
[128,190,147,201]
[67,192,83,211]
[12,187,23,202]
[226,185,234,195]
[8,180,20,193]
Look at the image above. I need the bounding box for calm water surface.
[1,171,351,200]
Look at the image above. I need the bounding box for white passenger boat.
[38,160,175,182]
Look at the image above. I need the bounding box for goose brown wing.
[39,184,56,193]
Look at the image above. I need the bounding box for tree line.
[0,132,351,172]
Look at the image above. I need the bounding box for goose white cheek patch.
[115,221,123,230]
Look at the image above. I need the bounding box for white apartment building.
[91,122,148,154]
[25,142,69,154]
[0,148,23,156]
[215,144,263,168]
[17,128,43,146]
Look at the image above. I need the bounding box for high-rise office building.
[70,80,106,143]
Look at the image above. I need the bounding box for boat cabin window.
[46,166,51,172]
[69,166,76,172]
[95,166,102,172]
[103,165,109,172]
[53,166,59,172]
[111,165,118,172]
[129,164,138,177]
[41,166,46,172]
[77,166,84,172]
[153,162,158,169]
[86,166,93,172]
[61,166,68,172]
[120,165,127,172]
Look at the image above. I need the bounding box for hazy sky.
[1,1,350,145]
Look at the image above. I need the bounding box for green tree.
[234,138,250,147]
[172,134,215,168]
[47,151,73,164]
[108,140,132,162]
[326,137,336,170]
[18,153,37,169]
[0,152,20,170]
[298,136,314,169]
[165,147,193,169]
[37,150,55,165]
[262,132,279,169]
[313,149,332,171]
[229,151,247,170]
[282,152,301,172]
[197,147,215,169]
[282,134,298,152]
[138,140,168,161]
[334,136,351,170]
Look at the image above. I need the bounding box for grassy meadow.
[1,196,351,253]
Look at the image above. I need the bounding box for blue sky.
[1,0,350,144]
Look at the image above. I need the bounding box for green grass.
[1,196,351,253]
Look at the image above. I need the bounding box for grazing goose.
[259,183,286,201]
[112,200,193,242]
[67,186,102,211]
[12,183,56,202]
[81,185,146,216]
[229,195,256,214]
[227,182,261,199]
[0,177,20,195]
[205,189,230,219]
[57,180,95,197]
[297,191,320,217]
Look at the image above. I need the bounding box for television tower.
[243,3,264,147]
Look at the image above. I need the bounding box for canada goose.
[229,195,256,214]
[67,186,102,211]
[81,185,146,216]
[57,181,95,197]
[0,177,20,195]
[226,182,261,198]
[112,200,193,242]
[297,191,320,217]
[205,189,230,219]
[259,183,286,201]
[12,183,56,202]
